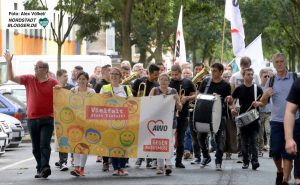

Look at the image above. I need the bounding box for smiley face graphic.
[69,94,84,109]
[60,107,75,123]
[110,120,126,130]
[105,99,120,107]
[59,137,71,151]
[74,143,90,154]
[55,121,64,138]
[123,100,138,114]
[109,147,126,157]
[67,125,84,142]
[85,128,101,144]
[120,131,135,147]
[91,145,109,156]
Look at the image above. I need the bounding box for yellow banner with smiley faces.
[54,89,175,159]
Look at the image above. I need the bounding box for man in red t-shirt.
[4,51,58,179]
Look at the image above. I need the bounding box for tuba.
[121,72,139,85]
[192,65,210,84]
[189,66,210,112]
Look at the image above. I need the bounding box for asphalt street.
[0,143,294,185]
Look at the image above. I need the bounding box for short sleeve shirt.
[169,78,196,117]
[199,78,231,117]
[132,77,159,97]
[20,75,58,119]
[286,78,300,108]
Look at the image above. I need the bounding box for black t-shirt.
[64,83,74,90]
[232,84,263,131]
[287,78,300,107]
[199,78,231,117]
[132,77,159,97]
[169,78,196,117]
[94,79,110,93]
[232,84,263,114]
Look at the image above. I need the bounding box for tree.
[25,0,89,70]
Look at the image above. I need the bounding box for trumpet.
[137,82,147,97]
[176,85,185,117]
[121,72,139,85]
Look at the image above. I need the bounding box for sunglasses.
[110,73,121,76]
[263,75,269,78]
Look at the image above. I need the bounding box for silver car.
[0,113,24,147]
[0,125,8,156]
[0,121,13,147]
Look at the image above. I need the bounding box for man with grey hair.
[4,51,58,179]
[260,53,299,185]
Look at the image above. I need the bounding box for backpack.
[269,72,298,87]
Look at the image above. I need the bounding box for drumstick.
[246,94,262,112]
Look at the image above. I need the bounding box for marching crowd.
[3,51,300,185]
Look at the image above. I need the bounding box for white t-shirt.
[229,71,260,88]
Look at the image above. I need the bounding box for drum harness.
[203,77,217,143]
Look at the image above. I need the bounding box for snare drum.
[193,94,222,133]
[235,109,259,128]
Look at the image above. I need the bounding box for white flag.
[235,34,264,74]
[174,5,187,65]
[225,0,245,56]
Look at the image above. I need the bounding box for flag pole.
[221,13,226,64]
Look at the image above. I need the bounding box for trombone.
[137,82,147,97]
[176,85,185,117]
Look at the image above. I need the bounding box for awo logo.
[147,120,168,136]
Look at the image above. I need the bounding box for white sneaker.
[215,164,222,171]
[60,163,68,171]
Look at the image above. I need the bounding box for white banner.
[174,5,187,65]
[235,34,264,74]
[225,0,245,56]
[138,95,175,159]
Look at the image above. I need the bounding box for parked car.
[0,125,8,156]
[0,81,26,105]
[0,113,24,148]
[1,92,28,132]
[0,121,13,147]
[0,93,27,132]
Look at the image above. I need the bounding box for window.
[40,29,43,39]
[0,100,7,109]
[68,17,71,41]
[30,29,34,38]
[35,29,38,38]
[6,29,9,49]
[25,29,28,37]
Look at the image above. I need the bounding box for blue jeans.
[184,126,193,152]
[27,116,54,172]
[111,157,127,170]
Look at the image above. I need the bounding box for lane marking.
[0,151,55,171]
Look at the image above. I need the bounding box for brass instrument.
[192,65,210,84]
[176,85,185,117]
[121,72,139,85]
[137,82,147,97]
[189,66,210,112]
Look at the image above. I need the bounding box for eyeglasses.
[34,65,47,69]
[110,73,121,76]
[223,76,231,78]
[263,75,269,78]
